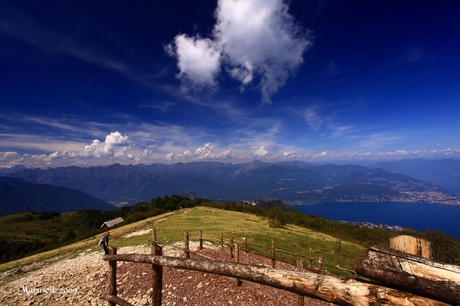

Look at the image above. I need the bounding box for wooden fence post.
[199,230,203,250]
[151,243,163,306]
[108,247,117,306]
[234,242,242,286]
[271,240,276,268]
[184,231,190,259]
[297,260,304,306]
[235,242,239,264]
[152,227,157,243]
[230,237,234,258]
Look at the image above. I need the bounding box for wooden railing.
[203,230,355,276]
[100,229,448,306]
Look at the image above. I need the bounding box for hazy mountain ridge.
[370,159,460,195]
[0,164,27,176]
[0,177,114,216]
[7,160,458,205]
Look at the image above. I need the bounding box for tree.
[269,208,286,228]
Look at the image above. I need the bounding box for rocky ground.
[0,240,333,305]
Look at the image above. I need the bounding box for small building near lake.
[100,217,124,228]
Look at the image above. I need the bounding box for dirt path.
[0,243,332,305]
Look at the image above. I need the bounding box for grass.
[0,207,365,278]
[0,212,66,241]
[0,211,175,273]
[116,207,365,275]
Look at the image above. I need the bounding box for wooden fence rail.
[191,230,355,275]
[102,250,447,306]
[100,229,452,306]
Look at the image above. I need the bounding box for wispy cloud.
[302,105,355,137]
[316,0,324,16]
[0,133,85,152]
[304,106,324,131]
[405,46,426,63]
[0,114,111,139]
[166,0,312,102]
[357,132,403,150]
[0,4,165,89]
[138,101,176,112]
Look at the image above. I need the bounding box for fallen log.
[356,245,460,305]
[103,253,448,306]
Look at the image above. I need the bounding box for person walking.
[102,231,111,255]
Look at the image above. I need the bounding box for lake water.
[293,202,460,238]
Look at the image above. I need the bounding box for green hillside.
[0,195,207,262]
[0,207,364,278]
[1,196,459,279]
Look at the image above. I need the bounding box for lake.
[293,202,460,238]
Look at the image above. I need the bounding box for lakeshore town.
[395,191,460,205]
[330,191,460,205]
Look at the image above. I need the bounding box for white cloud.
[395,149,409,155]
[254,146,270,157]
[283,150,296,158]
[0,152,24,168]
[80,132,129,158]
[0,151,20,161]
[182,143,233,160]
[164,152,175,162]
[166,143,234,161]
[313,151,328,158]
[165,34,221,89]
[166,0,312,102]
[3,144,460,169]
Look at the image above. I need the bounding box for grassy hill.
[1,198,460,281]
[0,195,208,262]
[0,209,124,261]
[0,207,365,278]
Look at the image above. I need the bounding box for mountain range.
[5,160,457,207]
[370,159,460,195]
[0,177,113,216]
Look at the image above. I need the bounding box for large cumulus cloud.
[81,131,129,158]
[166,0,312,102]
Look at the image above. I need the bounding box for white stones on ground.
[1,245,150,306]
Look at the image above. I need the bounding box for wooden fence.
[202,230,355,276]
[101,229,448,306]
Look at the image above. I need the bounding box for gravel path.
[0,242,333,305]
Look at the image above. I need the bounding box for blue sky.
[1,0,459,168]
